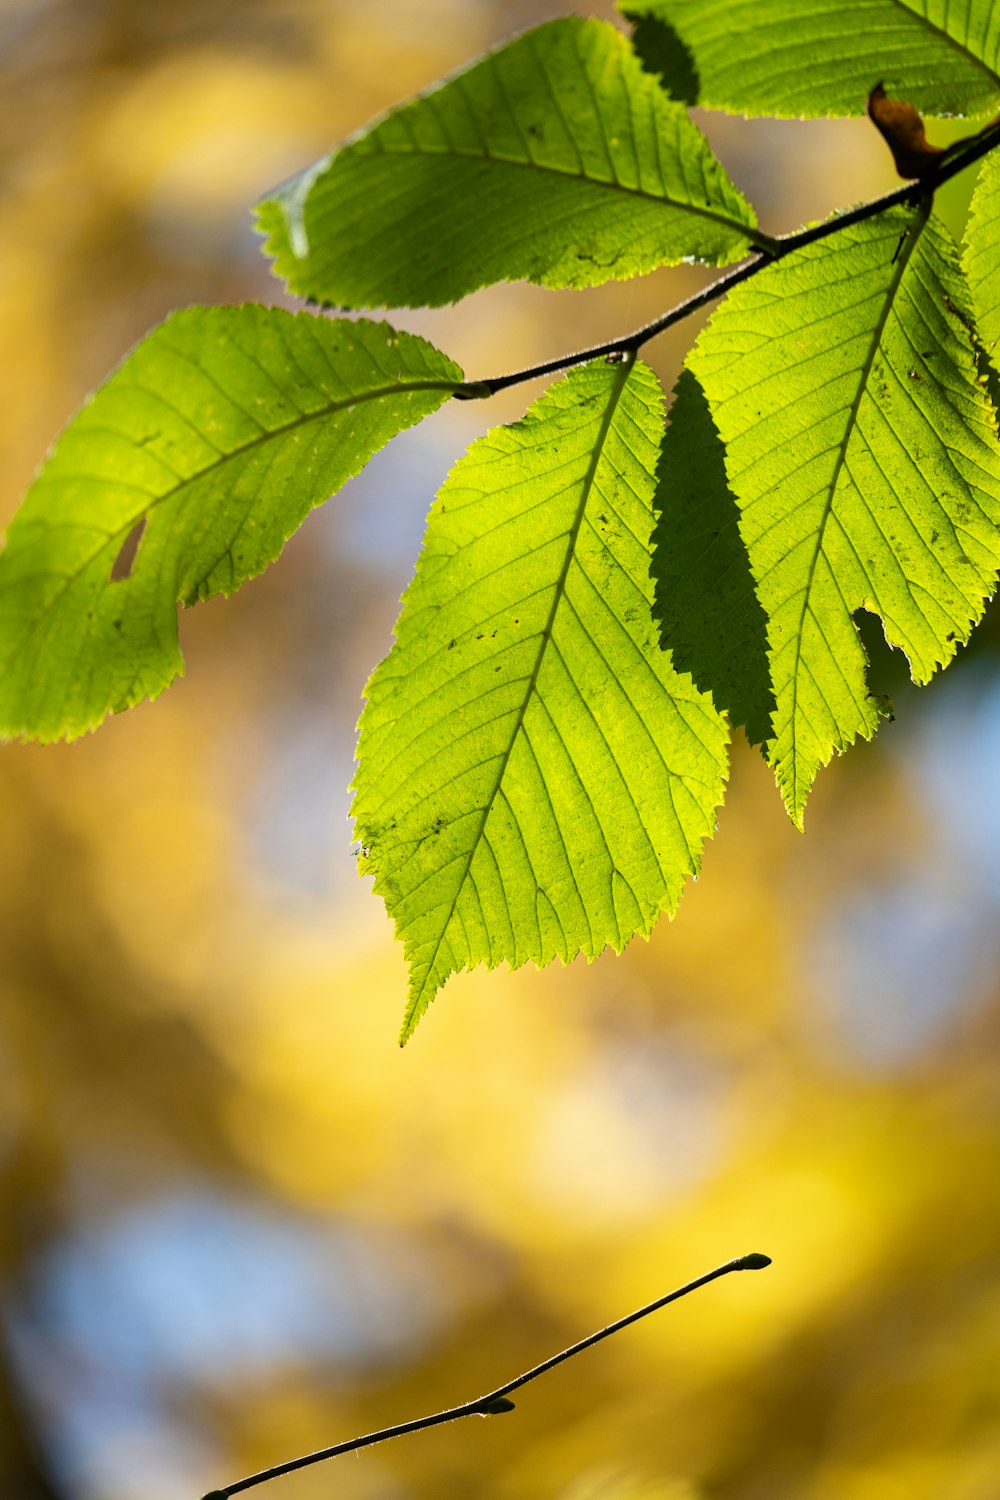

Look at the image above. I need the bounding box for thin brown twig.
[453,112,1000,401]
[201,1251,771,1498]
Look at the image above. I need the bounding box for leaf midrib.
[783,201,931,816]
[8,374,463,656]
[400,357,634,1038]
[346,139,763,250]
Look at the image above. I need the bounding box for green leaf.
[623,0,1000,119]
[652,368,775,745]
[965,148,1000,354]
[0,306,462,742]
[353,357,729,1040]
[688,201,1000,824]
[256,16,762,310]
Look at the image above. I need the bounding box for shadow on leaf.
[651,369,776,746]
[624,13,700,104]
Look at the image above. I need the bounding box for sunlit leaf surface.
[256,16,760,310]
[0,307,462,741]
[623,0,1000,118]
[689,203,1000,822]
[353,357,728,1037]
[965,148,1000,352]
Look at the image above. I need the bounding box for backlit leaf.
[965,148,1000,355]
[353,357,729,1039]
[623,0,1000,119]
[256,16,761,310]
[688,201,1000,823]
[0,306,462,741]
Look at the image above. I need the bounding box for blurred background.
[2,2,1000,1497]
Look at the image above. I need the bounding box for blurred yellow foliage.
[1,3,999,1499]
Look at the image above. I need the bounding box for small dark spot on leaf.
[447,639,456,650]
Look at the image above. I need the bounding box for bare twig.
[201,1251,772,1498]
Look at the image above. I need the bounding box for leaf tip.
[397,1009,417,1048]
[773,769,808,831]
[398,984,431,1046]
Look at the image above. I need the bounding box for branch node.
[480,1396,517,1415]
[204,1251,772,1494]
[461,113,1000,398]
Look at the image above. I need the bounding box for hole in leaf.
[110,516,147,582]
[853,607,911,711]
